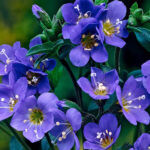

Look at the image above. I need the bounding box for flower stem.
[59,58,82,107]
[115,47,120,73]
[4,121,31,150]
[45,133,55,150]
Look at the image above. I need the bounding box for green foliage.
[41,137,50,150]
[27,39,64,56]
[65,100,81,111]
[134,27,150,52]
[9,137,23,150]
[95,0,108,5]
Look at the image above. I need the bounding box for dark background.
[0,0,149,149]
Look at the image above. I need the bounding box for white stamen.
[28,108,32,112]
[90,73,96,77]
[109,132,112,136]
[25,129,28,132]
[128,92,132,96]
[23,120,27,123]
[56,121,60,126]
[15,95,19,99]
[1,98,5,101]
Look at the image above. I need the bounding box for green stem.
[45,133,55,150]
[0,123,12,136]
[59,58,82,107]
[115,47,120,73]
[4,121,31,150]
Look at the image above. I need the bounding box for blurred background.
[0,0,149,149]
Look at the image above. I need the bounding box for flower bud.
[128,16,137,26]
[32,4,51,29]
[133,8,143,19]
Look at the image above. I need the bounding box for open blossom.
[99,0,128,48]
[0,77,27,121]
[0,42,31,76]
[84,113,121,150]
[61,0,106,39]
[78,67,119,100]
[130,133,150,150]
[10,93,59,143]
[50,108,82,150]
[116,76,150,125]
[69,21,108,67]
[141,60,150,94]
[11,62,50,96]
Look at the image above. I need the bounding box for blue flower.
[0,42,30,76]
[11,62,50,96]
[0,77,27,121]
[99,0,129,48]
[83,113,121,150]
[50,108,82,150]
[130,133,150,150]
[10,92,59,143]
[61,0,106,39]
[69,20,108,67]
[78,67,119,100]
[116,76,150,125]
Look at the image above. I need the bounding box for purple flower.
[0,77,27,121]
[99,0,128,48]
[116,76,150,125]
[50,108,82,150]
[0,42,31,76]
[61,0,106,39]
[78,67,119,100]
[141,60,150,94]
[32,4,44,19]
[130,133,150,150]
[11,62,50,96]
[69,21,108,67]
[83,113,121,150]
[10,92,58,143]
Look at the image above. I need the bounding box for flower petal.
[66,108,82,131]
[99,113,118,134]
[105,35,126,48]
[122,109,137,125]
[91,44,108,63]
[107,0,127,22]
[130,109,150,125]
[84,141,101,150]
[69,45,90,67]
[38,93,58,112]
[61,3,78,24]
[83,122,100,141]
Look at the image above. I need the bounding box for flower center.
[96,130,113,148]
[9,95,19,112]
[74,5,91,24]
[52,121,73,143]
[103,20,115,36]
[26,71,40,86]
[94,83,107,96]
[29,108,44,125]
[81,33,99,51]
[103,19,121,37]
[122,92,145,112]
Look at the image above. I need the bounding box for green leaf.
[10,137,23,150]
[47,62,64,88]
[41,137,50,150]
[64,100,81,111]
[134,27,150,52]
[104,93,117,112]
[105,45,116,68]
[95,0,108,5]
[130,2,138,14]
[27,39,64,56]
[88,101,99,111]
[128,69,142,78]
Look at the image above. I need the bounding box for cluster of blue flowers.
[0,0,150,150]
